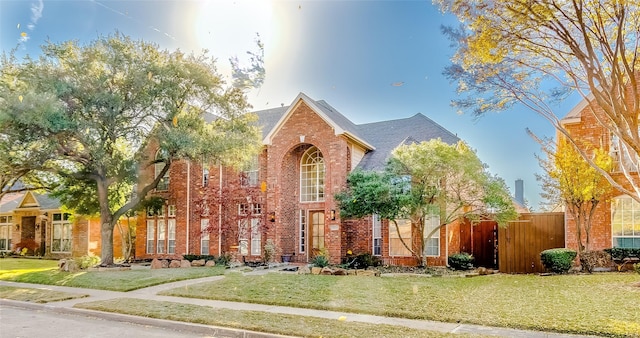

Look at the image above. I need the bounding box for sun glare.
[195,0,273,71]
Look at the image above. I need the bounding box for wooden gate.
[472,220,498,269]
[498,213,565,273]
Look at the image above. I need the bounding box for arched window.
[611,195,640,248]
[155,149,170,191]
[300,146,325,202]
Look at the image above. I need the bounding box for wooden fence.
[497,213,565,273]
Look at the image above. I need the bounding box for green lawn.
[0,258,226,291]
[76,298,489,338]
[160,272,640,337]
[0,285,88,303]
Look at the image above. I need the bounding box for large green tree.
[336,139,517,266]
[435,0,640,200]
[0,33,262,265]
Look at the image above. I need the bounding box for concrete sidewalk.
[0,266,602,338]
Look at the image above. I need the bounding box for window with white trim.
[299,210,306,253]
[146,220,155,254]
[372,214,382,256]
[52,213,72,252]
[203,167,210,187]
[300,146,325,202]
[611,195,640,248]
[0,216,13,252]
[155,149,170,191]
[168,205,176,217]
[168,205,176,254]
[424,213,440,257]
[241,156,259,187]
[157,220,166,254]
[610,133,639,173]
[201,219,210,255]
[389,219,412,256]
[238,203,262,256]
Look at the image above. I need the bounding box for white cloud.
[30,0,44,29]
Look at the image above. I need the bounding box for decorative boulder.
[332,268,347,276]
[205,260,216,267]
[320,267,334,275]
[150,258,163,269]
[161,259,170,268]
[169,260,181,268]
[311,267,322,275]
[298,266,311,275]
[191,259,206,267]
[180,260,192,268]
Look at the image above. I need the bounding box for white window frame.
[168,205,176,217]
[157,220,166,254]
[372,214,382,256]
[0,216,13,252]
[155,149,170,191]
[299,209,306,253]
[167,219,176,254]
[611,195,640,248]
[146,220,155,254]
[203,166,210,187]
[389,219,412,256]
[201,219,210,255]
[300,146,325,202]
[424,213,441,257]
[241,156,259,187]
[238,203,262,256]
[51,213,72,253]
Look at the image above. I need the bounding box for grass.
[75,297,489,338]
[0,258,226,291]
[0,285,88,303]
[160,272,640,337]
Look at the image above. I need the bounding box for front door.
[309,211,324,257]
[20,216,36,254]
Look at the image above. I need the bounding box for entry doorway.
[309,210,325,257]
[20,216,37,254]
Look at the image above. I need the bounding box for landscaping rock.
[180,260,192,268]
[311,267,322,275]
[191,259,205,267]
[347,269,357,276]
[161,259,170,268]
[320,266,334,275]
[205,260,216,267]
[356,269,379,277]
[332,268,347,275]
[169,260,181,268]
[150,258,163,269]
[477,267,488,275]
[58,259,79,272]
[298,266,311,274]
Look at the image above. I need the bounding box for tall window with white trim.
[0,216,12,252]
[299,210,306,253]
[389,219,412,256]
[424,213,440,257]
[300,146,325,202]
[155,149,170,191]
[168,205,176,254]
[52,213,72,253]
[157,220,166,254]
[372,214,382,256]
[146,220,155,254]
[201,219,210,255]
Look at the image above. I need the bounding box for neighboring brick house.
[560,93,640,251]
[136,92,470,266]
[0,191,129,259]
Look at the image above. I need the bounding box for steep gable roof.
[0,191,61,213]
[261,93,375,150]
[354,113,460,171]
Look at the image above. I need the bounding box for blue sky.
[1,0,581,209]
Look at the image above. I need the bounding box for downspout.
[186,160,190,254]
[218,164,222,256]
[445,222,449,267]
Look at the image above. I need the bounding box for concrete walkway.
[0,266,602,338]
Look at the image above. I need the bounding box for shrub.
[263,239,276,263]
[310,254,329,268]
[353,253,381,269]
[75,255,101,269]
[634,263,640,275]
[579,250,612,273]
[215,253,233,267]
[182,254,217,262]
[603,248,640,261]
[448,252,474,270]
[540,248,577,273]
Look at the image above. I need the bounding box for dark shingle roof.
[251,94,460,172]
[354,113,460,171]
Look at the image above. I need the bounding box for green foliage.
[448,252,475,270]
[182,254,217,262]
[540,248,577,274]
[603,248,640,261]
[343,253,381,269]
[634,263,640,275]
[0,33,263,265]
[579,250,612,273]
[310,255,329,268]
[74,255,101,269]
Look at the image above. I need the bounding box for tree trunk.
[100,219,115,266]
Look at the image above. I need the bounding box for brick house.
[0,191,129,259]
[560,93,640,251]
[136,92,470,266]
